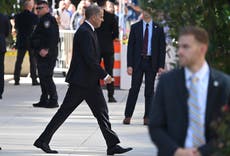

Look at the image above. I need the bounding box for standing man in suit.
[14,0,39,85]
[33,4,132,155]
[96,0,119,103]
[149,26,230,156]
[31,0,59,108]
[123,10,166,125]
[0,13,10,99]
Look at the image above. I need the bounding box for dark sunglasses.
[36,6,44,10]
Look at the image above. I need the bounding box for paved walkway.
[0,75,157,156]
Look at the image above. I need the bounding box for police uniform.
[14,9,39,85]
[32,12,59,108]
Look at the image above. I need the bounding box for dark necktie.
[93,31,100,59]
[93,31,98,43]
[142,23,149,56]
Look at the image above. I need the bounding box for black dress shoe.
[45,101,59,108]
[45,103,59,108]
[33,102,47,108]
[107,145,132,155]
[0,147,1,150]
[32,81,40,86]
[108,96,117,103]
[34,139,58,153]
[14,81,20,85]
[0,95,2,99]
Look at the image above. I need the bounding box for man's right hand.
[127,67,133,75]
[174,148,199,156]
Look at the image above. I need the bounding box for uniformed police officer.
[32,0,59,108]
[14,0,39,85]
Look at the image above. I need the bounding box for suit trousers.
[14,48,37,82]
[125,58,156,118]
[101,52,115,97]
[37,84,120,148]
[0,52,5,96]
[37,56,57,102]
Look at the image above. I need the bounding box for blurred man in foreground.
[149,26,230,156]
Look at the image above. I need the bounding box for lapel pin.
[213,80,219,87]
[154,25,157,28]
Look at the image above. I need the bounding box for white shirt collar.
[85,20,95,31]
[143,20,153,27]
[185,61,210,82]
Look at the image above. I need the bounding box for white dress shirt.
[184,61,210,148]
[85,20,95,31]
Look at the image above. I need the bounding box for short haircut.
[85,4,101,20]
[96,0,107,6]
[23,0,33,7]
[179,26,209,45]
[37,0,48,5]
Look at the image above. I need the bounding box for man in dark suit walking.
[14,0,39,85]
[96,0,119,103]
[0,13,10,99]
[33,4,132,155]
[149,26,230,156]
[123,10,166,125]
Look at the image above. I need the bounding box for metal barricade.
[55,29,75,76]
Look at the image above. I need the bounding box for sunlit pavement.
[0,75,157,156]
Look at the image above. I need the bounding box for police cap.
[37,0,48,5]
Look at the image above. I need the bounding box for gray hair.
[85,4,101,20]
[24,0,33,8]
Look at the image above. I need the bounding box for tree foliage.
[0,0,21,16]
[139,0,230,73]
[210,104,230,156]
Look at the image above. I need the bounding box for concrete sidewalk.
[0,76,157,156]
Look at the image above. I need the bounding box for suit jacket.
[149,68,230,156]
[0,13,10,53]
[66,22,107,88]
[15,9,38,49]
[96,10,118,54]
[127,20,166,72]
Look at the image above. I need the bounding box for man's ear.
[91,14,96,21]
[200,44,208,55]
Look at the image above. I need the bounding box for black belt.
[141,55,152,59]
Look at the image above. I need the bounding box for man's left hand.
[39,49,48,57]
[157,68,165,76]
